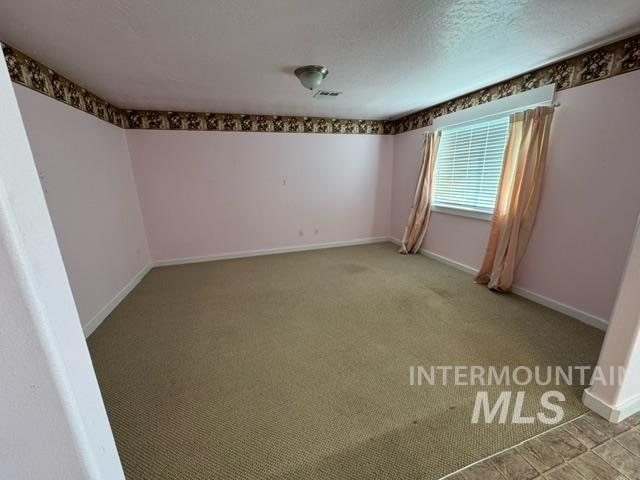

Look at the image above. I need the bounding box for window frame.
[428,84,556,221]
[430,204,494,221]
[431,115,511,221]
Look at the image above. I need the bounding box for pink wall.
[588,214,640,416]
[127,130,393,262]
[15,85,151,331]
[1,56,124,480]
[391,69,640,323]
[391,130,492,269]
[15,66,638,329]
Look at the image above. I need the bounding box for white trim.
[82,263,152,338]
[433,84,556,130]
[390,237,608,331]
[84,238,389,337]
[431,205,492,222]
[511,285,608,331]
[153,236,391,267]
[420,248,478,276]
[582,388,640,423]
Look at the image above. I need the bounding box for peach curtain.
[476,106,555,291]
[399,131,441,254]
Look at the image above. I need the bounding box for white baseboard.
[82,263,152,338]
[83,238,389,337]
[420,249,479,276]
[390,237,608,331]
[153,236,391,267]
[86,237,607,336]
[511,286,608,331]
[583,388,640,423]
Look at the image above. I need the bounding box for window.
[432,116,510,218]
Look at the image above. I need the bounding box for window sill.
[430,205,493,222]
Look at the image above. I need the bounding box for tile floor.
[449,412,640,479]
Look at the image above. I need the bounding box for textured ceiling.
[1,0,639,119]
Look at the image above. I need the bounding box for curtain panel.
[476,106,555,291]
[399,131,441,254]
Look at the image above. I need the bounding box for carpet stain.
[88,242,604,480]
[429,286,453,299]
[340,263,370,274]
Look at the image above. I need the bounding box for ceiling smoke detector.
[294,65,329,90]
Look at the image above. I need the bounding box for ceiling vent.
[313,90,342,99]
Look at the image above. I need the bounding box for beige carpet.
[88,242,604,480]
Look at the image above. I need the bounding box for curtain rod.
[423,102,561,135]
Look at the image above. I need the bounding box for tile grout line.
[457,412,640,479]
[439,413,591,479]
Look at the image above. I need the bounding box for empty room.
[2,1,640,479]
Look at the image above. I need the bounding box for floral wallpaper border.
[1,43,387,135]
[2,44,129,128]
[124,110,388,135]
[3,32,640,135]
[387,33,640,134]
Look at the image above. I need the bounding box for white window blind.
[432,116,510,215]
